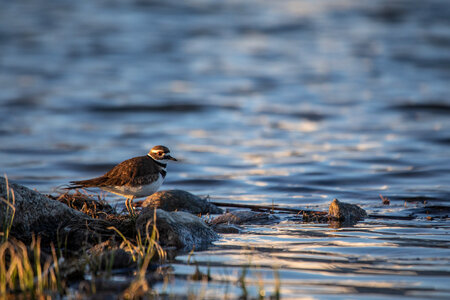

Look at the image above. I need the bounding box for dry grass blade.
[1,175,16,243]
[0,237,64,297]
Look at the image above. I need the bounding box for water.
[1,0,449,299]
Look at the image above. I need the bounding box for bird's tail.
[65,177,106,190]
[65,182,84,190]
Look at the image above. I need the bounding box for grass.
[238,261,281,300]
[1,176,15,243]
[110,209,167,299]
[0,237,60,297]
[51,189,113,219]
[178,245,282,300]
[0,176,65,298]
[109,209,166,266]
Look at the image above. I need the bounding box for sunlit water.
[1,0,449,299]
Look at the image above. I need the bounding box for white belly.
[101,175,164,198]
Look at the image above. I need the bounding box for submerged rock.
[211,210,279,225]
[136,208,218,250]
[211,223,241,234]
[141,190,223,215]
[328,198,367,222]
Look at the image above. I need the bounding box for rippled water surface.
[1,0,449,299]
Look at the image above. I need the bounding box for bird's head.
[148,145,177,163]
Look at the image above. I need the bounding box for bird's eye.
[158,152,163,156]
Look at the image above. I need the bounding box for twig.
[210,201,415,221]
[209,201,327,215]
[368,214,414,220]
[135,199,416,221]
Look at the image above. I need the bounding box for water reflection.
[1,0,449,298]
[165,219,450,298]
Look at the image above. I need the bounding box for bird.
[67,145,177,213]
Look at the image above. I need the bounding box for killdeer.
[68,145,177,213]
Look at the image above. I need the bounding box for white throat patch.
[158,158,171,165]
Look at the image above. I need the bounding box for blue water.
[1,0,449,298]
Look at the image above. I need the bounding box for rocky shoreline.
[0,176,396,298]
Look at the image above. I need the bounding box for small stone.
[141,190,223,214]
[328,198,367,222]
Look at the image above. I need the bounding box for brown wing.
[70,156,160,188]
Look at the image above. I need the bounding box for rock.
[0,177,113,249]
[0,178,83,241]
[141,190,223,215]
[94,249,134,272]
[136,208,218,250]
[211,210,279,225]
[88,240,135,271]
[328,198,367,222]
[211,223,241,234]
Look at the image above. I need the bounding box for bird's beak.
[165,155,177,161]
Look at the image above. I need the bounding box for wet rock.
[0,177,87,242]
[409,205,450,216]
[328,199,367,222]
[141,190,223,215]
[211,223,241,234]
[211,210,279,225]
[96,249,134,272]
[88,240,135,271]
[59,258,86,282]
[402,205,449,220]
[136,208,218,250]
[0,177,115,249]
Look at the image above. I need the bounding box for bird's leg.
[125,196,136,217]
[125,197,132,215]
[129,196,136,216]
